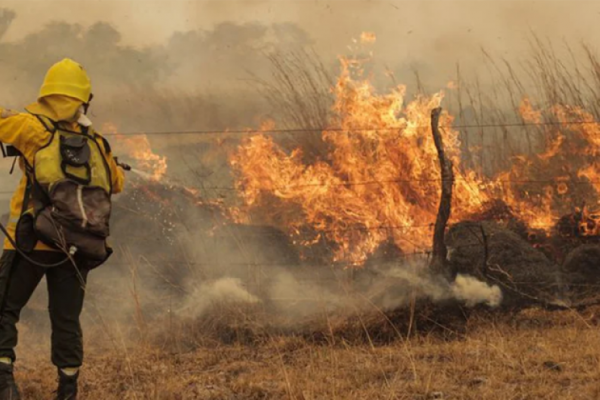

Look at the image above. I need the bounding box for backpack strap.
[15,116,51,215]
[31,114,58,135]
[20,177,32,215]
[25,113,58,211]
[88,128,114,195]
[11,162,39,253]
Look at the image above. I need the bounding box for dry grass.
[10,306,600,399]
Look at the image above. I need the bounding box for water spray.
[129,168,154,180]
[113,157,165,181]
[115,159,166,183]
[116,158,167,183]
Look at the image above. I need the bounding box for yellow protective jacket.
[0,96,125,251]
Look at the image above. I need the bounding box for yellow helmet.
[39,58,92,103]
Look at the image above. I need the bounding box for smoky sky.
[2,0,599,92]
[0,7,313,105]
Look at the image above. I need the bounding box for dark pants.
[0,250,89,368]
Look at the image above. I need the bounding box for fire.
[231,58,490,264]
[102,123,168,181]
[519,97,542,124]
[230,57,600,265]
[98,46,600,266]
[489,99,600,232]
[579,206,600,236]
[360,32,377,44]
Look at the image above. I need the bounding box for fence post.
[429,107,455,280]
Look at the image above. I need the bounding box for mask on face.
[77,105,92,127]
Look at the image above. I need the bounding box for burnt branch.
[479,223,490,278]
[429,107,455,280]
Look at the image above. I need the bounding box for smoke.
[164,246,503,323]
[0,7,312,103]
[92,194,503,327]
[0,9,15,40]
[1,1,597,99]
[266,270,351,319]
[370,265,502,311]
[177,277,261,318]
[0,19,165,105]
[452,274,502,307]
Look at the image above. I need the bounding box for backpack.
[15,114,114,267]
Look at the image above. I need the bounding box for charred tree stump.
[429,107,455,280]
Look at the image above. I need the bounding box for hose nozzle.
[114,157,132,171]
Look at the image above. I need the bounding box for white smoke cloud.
[173,260,503,322]
[177,277,261,318]
[451,274,502,308]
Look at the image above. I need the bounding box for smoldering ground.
[63,179,502,343]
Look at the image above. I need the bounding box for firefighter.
[0,58,125,399]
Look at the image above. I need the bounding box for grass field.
[11,306,600,399]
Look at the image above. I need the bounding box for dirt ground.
[10,306,600,400]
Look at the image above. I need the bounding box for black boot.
[55,369,78,400]
[0,363,20,400]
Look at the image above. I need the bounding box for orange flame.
[230,56,600,264]
[492,100,600,231]
[99,53,600,265]
[102,123,167,181]
[360,32,377,44]
[519,97,542,124]
[231,58,490,264]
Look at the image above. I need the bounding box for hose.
[0,221,69,268]
[0,221,87,327]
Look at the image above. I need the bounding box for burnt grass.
[105,185,600,346]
